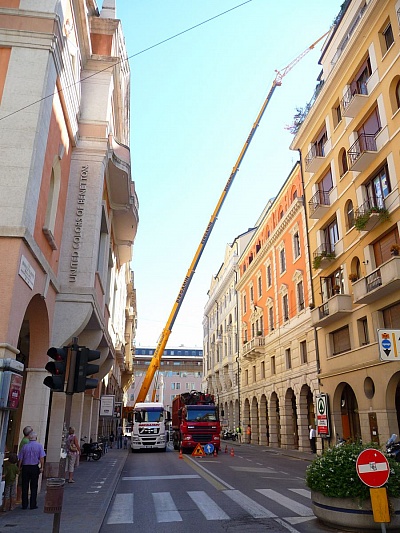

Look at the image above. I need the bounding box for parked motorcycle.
[222,429,237,441]
[80,438,102,461]
[385,433,400,462]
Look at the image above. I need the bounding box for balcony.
[352,256,400,304]
[242,336,265,359]
[305,143,326,173]
[354,199,389,232]
[310,294,353,326]
[107,135,139,264]
[309,190,330,219]
[340,84,368,118]
[347,133,378,172]
[312,243,336,271]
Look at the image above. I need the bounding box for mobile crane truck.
[172,391,220,452]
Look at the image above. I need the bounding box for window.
[319,168,333,193]
[331,326,351,355]
[280,248,286,273]
[243,294,247,313]
[267,264,272,287]
[396,80,400,110]
[346,200,354,229]
[271,356,276,375]
[258,276,262,298]
[261,361,265,379]
[293,231,300,259]
[357,317,369,346]
[300,340,307,364]
[373,228,399,266]
[333,102,342,127]
[285,348,292,370]
[339,148,348,177]
[283,294,289,321]
[250,286,254,303]
[382,23,394,53]
[171,383,181,390]
[297,281,305,312]
[252,365,256,382]
[268,306,274,332]
[351,57,372,95]
[245,369,249,385]
[366,164,391,207]
[383,302,400,329]
[324,218,339,251]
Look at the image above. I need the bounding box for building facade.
[129,347,203,413]
[203,230,255,432]
[235,163,318,451]
[0,0,137,476]
[291,0,400,445]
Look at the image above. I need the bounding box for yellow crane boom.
[135,30,330,405]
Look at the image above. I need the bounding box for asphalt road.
[100,444,343,533]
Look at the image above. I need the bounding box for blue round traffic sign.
[382,339,391,350]
[203,443,214,455]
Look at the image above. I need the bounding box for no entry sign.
[356,449,390,488]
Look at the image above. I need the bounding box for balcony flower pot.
[354,207,389,231]
[348,273,358,282]
[333,285,340,294]
[312,252,335,270]
[390,244,400,256]
[306,442,400,530]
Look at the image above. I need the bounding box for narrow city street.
[100,443,340,533]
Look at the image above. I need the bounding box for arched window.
[346,200,354,229]
[396,79,400,110]
[339,148,348,177]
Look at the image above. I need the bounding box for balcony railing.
[309,190,330,219]
[312,242,336,270]
[352,256,400,304]
[305,143,326,173]
[340,83,368,118]
[347,133,378,171]
[354,198,388,231]
[310,294,353,326]
[242,337,265,359]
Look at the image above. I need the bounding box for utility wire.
[0,0,253,122]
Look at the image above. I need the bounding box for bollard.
[44,478,65,514]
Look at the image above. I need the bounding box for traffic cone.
[179,448,183,459]
[225,445,228,454]
[213,448,217,457]
[230,447,235,457]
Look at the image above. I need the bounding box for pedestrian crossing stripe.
[192,443,205,457]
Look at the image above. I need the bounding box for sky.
[115,0,340,348]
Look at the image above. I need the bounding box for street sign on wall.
[356,448,389,488]
[316,393,330,437]
[378,329,400,361]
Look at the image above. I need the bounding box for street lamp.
[236,355,241,433]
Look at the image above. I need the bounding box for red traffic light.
[43,346,68,392]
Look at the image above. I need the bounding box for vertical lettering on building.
[70,165,88,282]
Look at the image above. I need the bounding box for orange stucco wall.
[0,47,11,103]
[239,166,307,339]
[33,91,71,272]
[0,0,20,8]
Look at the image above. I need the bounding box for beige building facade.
[291,0,400,446]
[0,0,137,476]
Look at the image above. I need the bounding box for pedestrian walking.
[16,426,33,504]
[109,430,115,449]
[236,426,242,443]
[117,425,123,449]
[246,424,251,444]
[309,425,317,453]
[65,427,80,483]
[123,435,128,449]
[17,432,45,510]
[2,453,19,511]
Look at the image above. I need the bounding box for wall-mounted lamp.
[362,260,369,265]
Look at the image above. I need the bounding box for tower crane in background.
[134,30,330,405]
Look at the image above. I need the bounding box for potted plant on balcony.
[257,331,262,336]
[348,273,358,282]
[312,251,336,270]
[333,284,341,294]
[354,206,390,231]
[390,244,400,256]
[306,441,400,530]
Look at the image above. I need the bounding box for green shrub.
[306,442,400,501]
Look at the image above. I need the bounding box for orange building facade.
[235,163,319,451]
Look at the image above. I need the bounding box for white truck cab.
[131,402,169,451]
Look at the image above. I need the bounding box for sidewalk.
[0,446,129,533]
[223,439,316,462]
